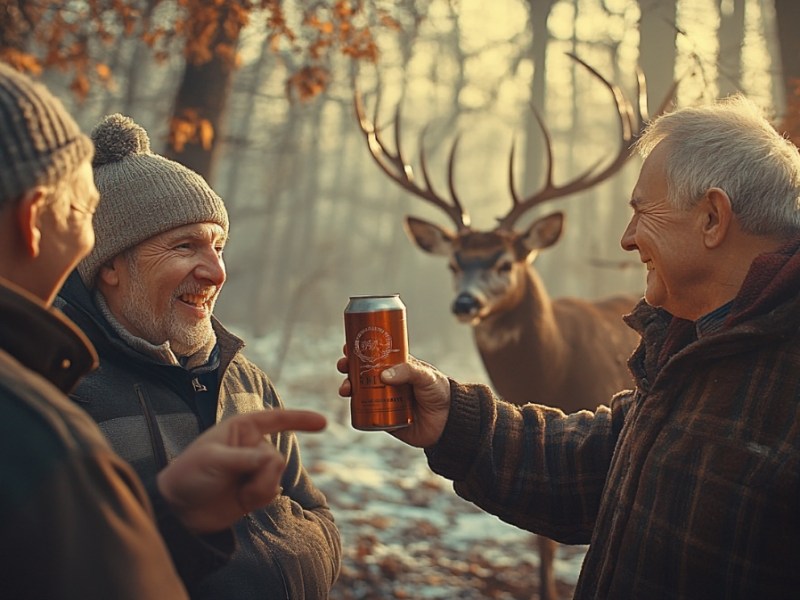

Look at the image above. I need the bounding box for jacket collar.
[623,235,800,384]
[0,277,98,393]
[625,234,800,338]
[726,234,800,327]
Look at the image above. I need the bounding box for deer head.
[355,54,674,325]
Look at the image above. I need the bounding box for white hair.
[634,94,800,237]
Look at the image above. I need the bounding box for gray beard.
[120,257,216,357]
[120,265,215,358]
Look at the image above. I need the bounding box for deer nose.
[452,292,481,316]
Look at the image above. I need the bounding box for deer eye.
[497,260,513,273]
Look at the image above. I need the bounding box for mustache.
[174,285,219,299]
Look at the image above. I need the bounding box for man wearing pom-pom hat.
[0,64,328,599]
[57,113,341,599]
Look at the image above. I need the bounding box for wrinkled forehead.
[146,222,228,246]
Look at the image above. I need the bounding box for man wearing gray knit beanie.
[57,114,341,598]
[0,65,329,600]
[78,113,229,289]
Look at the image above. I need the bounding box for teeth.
[181,292,211,306]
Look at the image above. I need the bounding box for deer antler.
[498,53,676,231]
[353,87,471,230]
[354,55,676,233]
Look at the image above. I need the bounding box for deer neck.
[472,268,568,402]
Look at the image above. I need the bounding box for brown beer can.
[344,294,414,431]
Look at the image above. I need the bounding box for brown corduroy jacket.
[426,236,800,599]
[0,279,196,599]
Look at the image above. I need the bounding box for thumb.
[380,363,411,385]
[381,360,429,386]
[382,357,445,395]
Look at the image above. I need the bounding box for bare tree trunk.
[251,102,304,337]
[520,0,556,302]
[119,0,160,116]
[773,0,800,108]
[717,0,745,96]
[638,0,678,114]
[220,38,273,208]
[164,2,241,181]
[523,0,556,194]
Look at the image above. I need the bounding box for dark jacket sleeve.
[266,379,342,593]
[425,379,633,544]
[0,387,190,600]
[146,481,236,585]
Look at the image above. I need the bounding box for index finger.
[234,409,327,435]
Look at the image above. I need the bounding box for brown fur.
[407,217,641,600]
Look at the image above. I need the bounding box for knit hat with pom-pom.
[77,113,228,287]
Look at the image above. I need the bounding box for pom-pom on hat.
[78,113,228,287]
[0,63,94,205]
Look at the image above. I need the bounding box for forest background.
[6,0,800,373]
[3,1,800,597]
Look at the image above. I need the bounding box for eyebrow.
[165,227,228,245]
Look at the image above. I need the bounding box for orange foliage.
[169,109,215,152]
[286,66,331,103]
[0,0,139,100]
[0,49,42,75]
[2,0,402,158]
[1,0,395,102]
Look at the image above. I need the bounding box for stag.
[355,54,674,600]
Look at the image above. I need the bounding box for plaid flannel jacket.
[427,237,800,599]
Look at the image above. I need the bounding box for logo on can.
[354,326,393,364]
[344,294,414,431]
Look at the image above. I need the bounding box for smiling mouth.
[180,292,214,308]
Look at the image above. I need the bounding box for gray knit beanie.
[78,113,229,287]
[0,63,94,205]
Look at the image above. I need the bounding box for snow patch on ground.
[242,325,587,599]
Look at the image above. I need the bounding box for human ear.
[97,257,122,287]
[700,188,733,249]
[15,189,47,257]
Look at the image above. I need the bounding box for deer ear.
[520,212,564,252]
[404,216,455,256]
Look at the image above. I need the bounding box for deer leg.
[538,534,558,600]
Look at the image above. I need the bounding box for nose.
[620,216,637,252]
[195,250,226,286]
[452,292,481,317]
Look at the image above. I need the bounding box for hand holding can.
[344,295,414,431]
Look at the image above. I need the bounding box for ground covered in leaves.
[261,331,586,599]
[297,410,585,600]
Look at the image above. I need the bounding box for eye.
[497,260,513,273]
